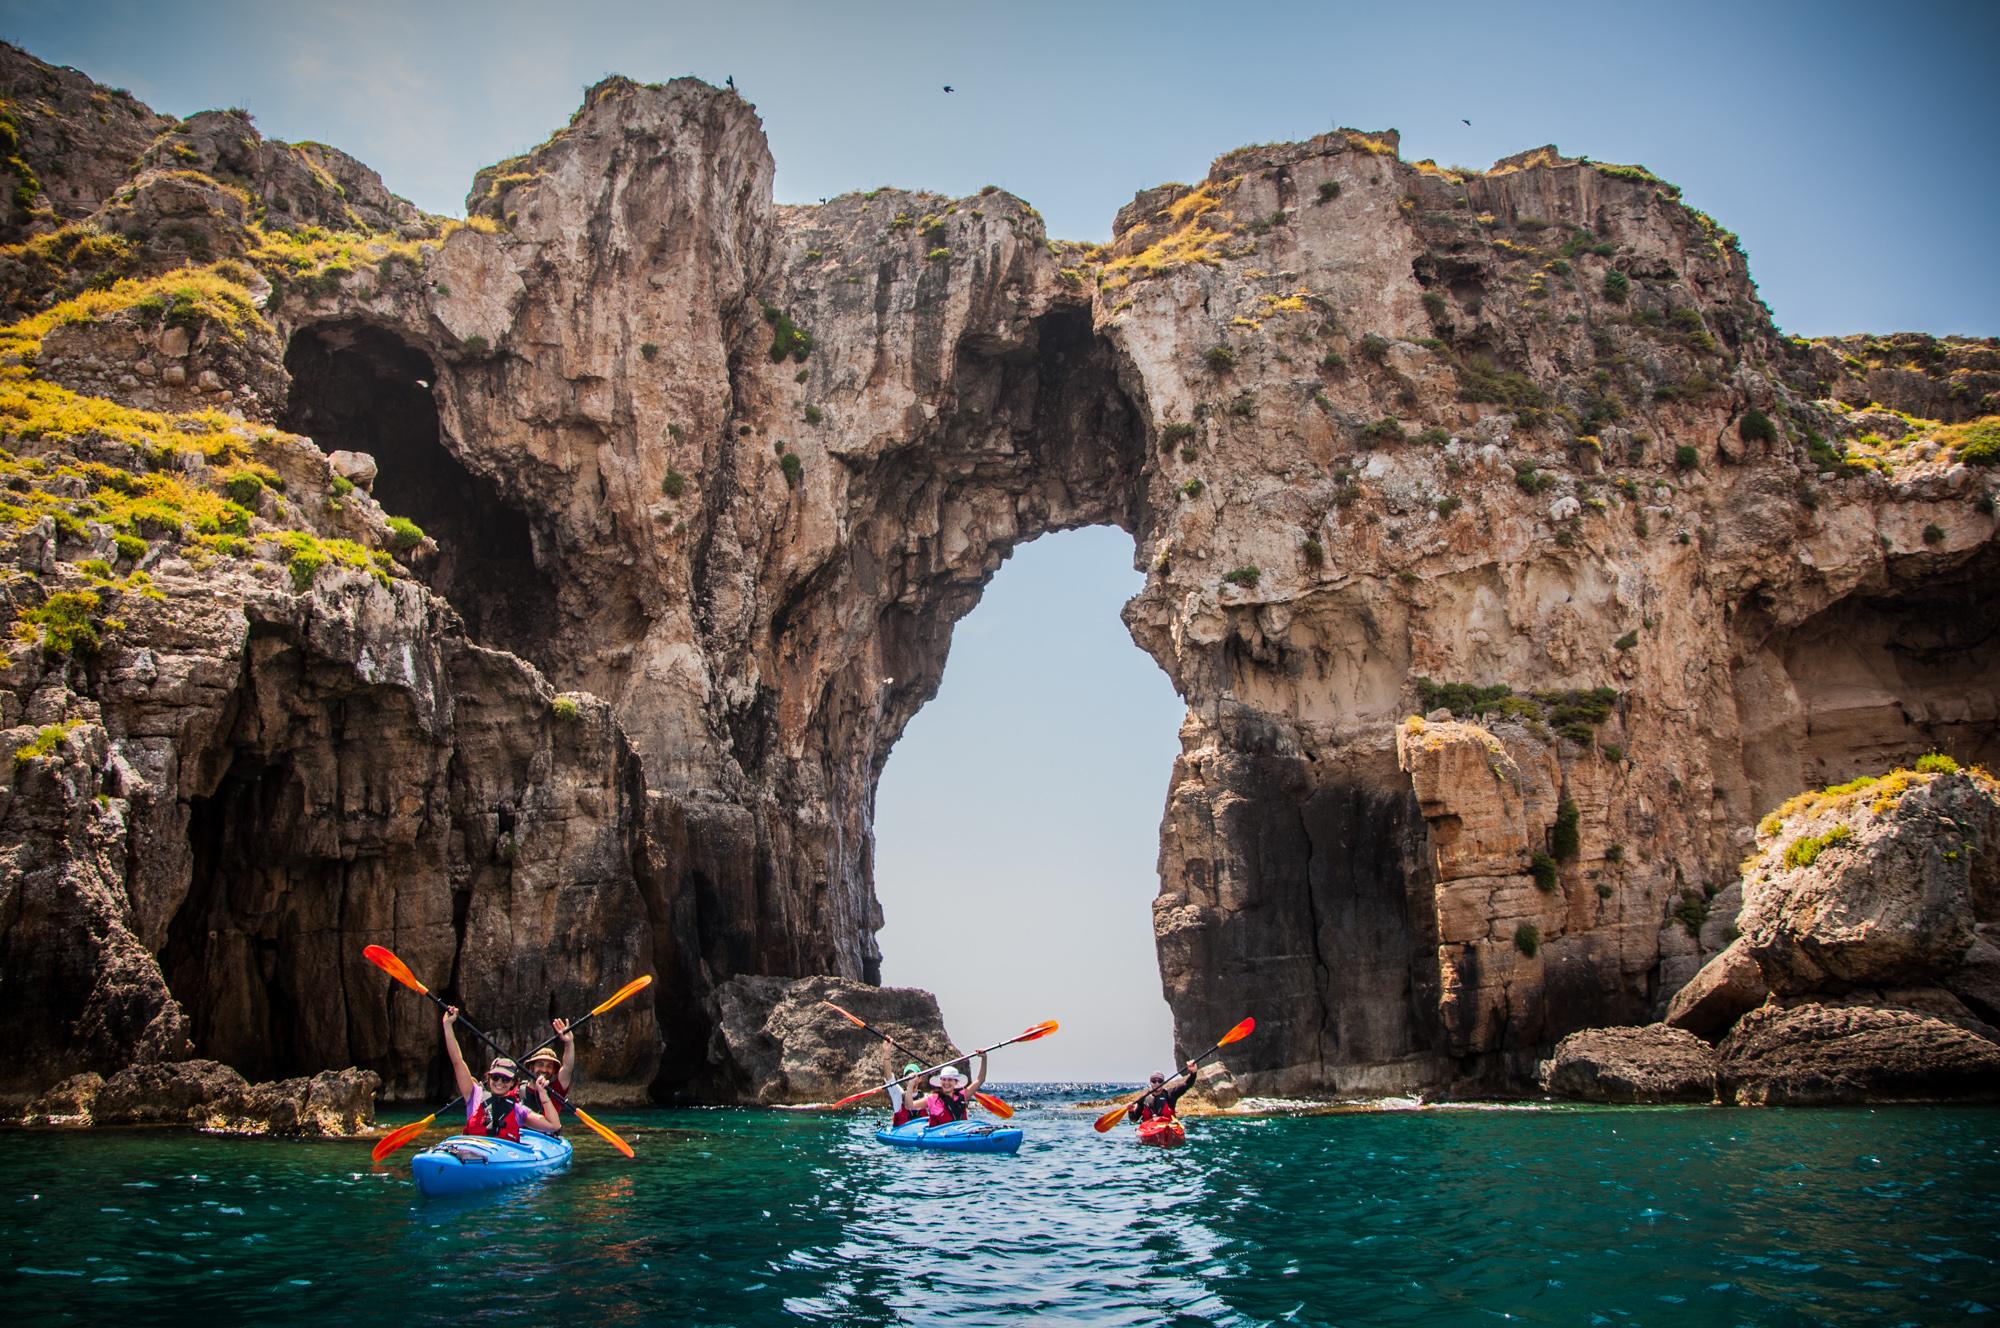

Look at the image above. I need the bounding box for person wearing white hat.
[923,1053,988,1125]
[441,1006,561,1141]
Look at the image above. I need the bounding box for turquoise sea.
[4,1086,1997,1326]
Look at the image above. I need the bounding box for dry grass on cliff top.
[1742,755,1996,882]
[1098,177,1241,291]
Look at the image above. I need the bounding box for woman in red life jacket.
[442,1006,560,1141]
[924,1055,987,1126]
[1127,1060,1201,1124]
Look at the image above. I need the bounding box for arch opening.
[281,321,561,664]
[872,526,1184,1082]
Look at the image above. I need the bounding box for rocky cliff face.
[2,40,1995,1108]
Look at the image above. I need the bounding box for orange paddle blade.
[370,1112,436,1162]
[574,1107,635,1159]
[821,1000,869,1028]
[1217,1016,1255,1046]
[589,974,653,1017]
[973,1091,1014,1120]
[830,1087,878,1109]
[362,945,429,995]
[1012,1020,1059,1044]
[1094,1098,1137,1133]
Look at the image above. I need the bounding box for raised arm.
[442,1006,476,1099]
[969,1052,989,1093]
[554,1017,577,1094]
[1168,1059,1200,1104]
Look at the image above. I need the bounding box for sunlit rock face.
[2,39,1996,1106]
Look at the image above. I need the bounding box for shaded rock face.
[702,975,959,1105]
[2,40,1998,1112]
[1541,1024,1717,1103]
[1718,1003,2000,1106]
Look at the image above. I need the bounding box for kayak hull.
[1137,1117,1187,1148]
[874,1120,1024,1154]
[411,1129,572,1197]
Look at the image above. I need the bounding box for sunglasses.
[485,1073,516,1084]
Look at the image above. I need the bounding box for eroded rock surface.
[1541,1024,1717,1103]
[2,39,1998,1110]
[1718,1002,2000,1105]
[703,975,959,1105]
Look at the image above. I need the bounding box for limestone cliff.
[1,40,1995,1107]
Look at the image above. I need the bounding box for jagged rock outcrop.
[201,1067,381,1136]
[23,1061,381,1134]
[1718,1002,2000,1105]
[1540,1024,1717,1102]
[702,975,959,1105]
[1,40,1996,1110]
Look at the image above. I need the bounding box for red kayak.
[1136,1117,1186,1148]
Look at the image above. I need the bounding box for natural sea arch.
[873,527,1183,1083]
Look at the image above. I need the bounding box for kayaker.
[442,1006,560,1140]
[925,1055,987,1125]
[519,1017,575,1126]
[883,1048,930,1127]
[1128,1060,1201,1124]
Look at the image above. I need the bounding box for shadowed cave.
[281,322,560,665]
[1734,543,2000,815]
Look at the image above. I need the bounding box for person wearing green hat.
[882,1045,932,1127]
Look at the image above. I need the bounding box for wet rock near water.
[1718,1002,2000,1106]
[702,975,960,1106]
[21,1059,380,1135]
[201,1068,381,1136]
[1540,1024,1717,1103]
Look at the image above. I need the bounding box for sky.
[6,1,1996,1079]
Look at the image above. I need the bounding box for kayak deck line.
[874,1120,1024,1155]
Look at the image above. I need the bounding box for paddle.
[538,1085,635,1159]
[820,999,1015,1119]
[362,948,654,1160]
[828,1020,1058,1109]
[1092,1016,1255,1133]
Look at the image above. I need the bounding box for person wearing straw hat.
[923,1054,988,1125]
[519,1018,575,1128]
[442,1006,560,1142]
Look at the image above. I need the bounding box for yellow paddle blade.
[1217,1016,1255,1046]
[370,1112,437,1161]
[362,945,430,996]
[589,974,653,1017]
[575,1106,635,1158]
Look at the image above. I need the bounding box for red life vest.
[927,1088,970,1124]
[465,1086,524,1141]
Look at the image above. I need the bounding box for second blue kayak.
[411,1130,573,1197]
[874,1120,1024,1154]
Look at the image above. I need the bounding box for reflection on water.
[4,1088,1997,1326]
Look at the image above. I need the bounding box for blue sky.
[6,1,1995,1079]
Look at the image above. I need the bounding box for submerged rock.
[1540,1024,1717,1103]
[703,976,959,1106]
[1718,1002,2000,1106]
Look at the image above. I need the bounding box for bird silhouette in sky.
[943,85,955,93]
[1461,118,1471,125]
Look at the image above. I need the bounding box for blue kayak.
[411,1130,573,1197]
[874,1120,1024,1154]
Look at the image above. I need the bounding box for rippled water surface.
[5,1087,1998,1325]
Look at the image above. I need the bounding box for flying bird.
[1461,118,1471,126]
[943,85,954,93]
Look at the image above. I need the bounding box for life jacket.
[1136,1089,1177,1122]
[465,1085,524,1142]
[927,1088,969,1124]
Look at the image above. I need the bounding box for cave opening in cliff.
[281,321,560,663]
[871,527,1184,1081]
[166,748,332,1083]
[1734,542,2000,812]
